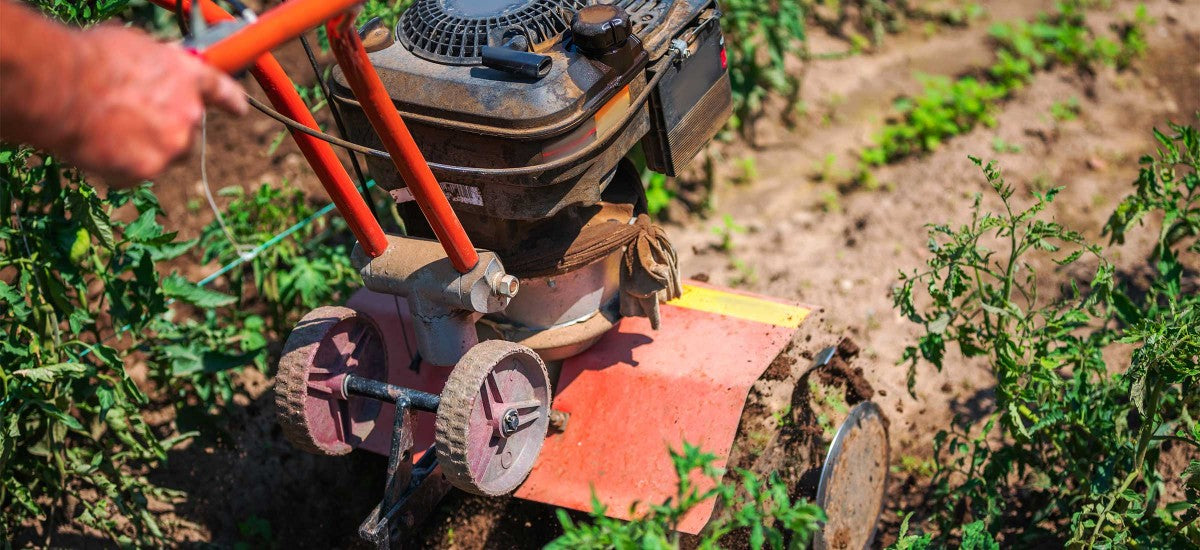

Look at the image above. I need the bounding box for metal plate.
[347,281,811,534]
[515,282,811,533]
[814,401,890,550]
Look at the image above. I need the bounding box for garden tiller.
[160,0,889,546]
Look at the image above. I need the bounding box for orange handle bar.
[155,0,482,271]
[152,0,388,258]
[197,0,360,74]
[325,15,479,273]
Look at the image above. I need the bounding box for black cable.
[243,52,677,178]
[246,95,390,158]
[175,0,188,36]
[297,32,382,221]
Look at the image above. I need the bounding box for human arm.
[0,0,247,184]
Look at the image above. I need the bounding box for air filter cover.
[397,0,586,65]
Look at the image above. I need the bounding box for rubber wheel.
[276,306,388,456]
[435,340,551,496]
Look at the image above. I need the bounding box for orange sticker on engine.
[594,84,631,137]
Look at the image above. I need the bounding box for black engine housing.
[329,0,730,228]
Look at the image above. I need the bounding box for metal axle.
[344,374,440,413]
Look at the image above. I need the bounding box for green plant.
[0,149,229,544]
[548,442,825,549]
[887,513,932,550]
[198,183,359,337]
[732,156,759,186]
[711,214,746,252]
[645,171,675,217]
[819,189,842,213]
[990,136,1022,154]
[863,75,1007,165]
[862,1,1148,169]
[27,0,128,25]
[893,121,1199,546]
[1050,97,1082,122]
[720,1,974,134]
[720,0,809,132]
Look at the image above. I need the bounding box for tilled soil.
[46,0,1199,547]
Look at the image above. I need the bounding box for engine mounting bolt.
[492,274,520,298]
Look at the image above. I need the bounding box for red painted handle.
[326,15,479,273]
[152,0,388,258]
[198,0,361,74]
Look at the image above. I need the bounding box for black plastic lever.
[481,34,552,80]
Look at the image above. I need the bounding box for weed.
[548,442,824,549]
[820,189,842,213]
[1050,97,1082,122]
[862,1,1147,169]
[893,121,1199,545]
[814,153,839,183]
[712,214,746,252]
[989,136,1022,154]
[198,183,359,337]
[732,156,759,186]
[893,455,936,479]
[729,257,758,287]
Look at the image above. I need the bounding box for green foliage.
[358,0,410,31]
[1050,97,1082,122]
[645,171,675,216]
[989,136,1022,154]
[720,1,976,133]
[0,149,194,544]
[720,0,808,132]
[548,442,824,549]
[863,1,1148,168]
[893,122,1199,546]
[26,0,128,26]
[863,75,1007,165]
[887,513,931,550]
[711,214,746,252]
[198,184,359,337]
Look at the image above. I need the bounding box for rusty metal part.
[548,410,570,433]
[276,306,388,456]
[814,401,890,550]
[479,303,619,362]
[352,234,513,366]
[435,341,551,496]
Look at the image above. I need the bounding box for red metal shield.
[346,282,808,534]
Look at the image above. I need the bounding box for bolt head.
[501,408,521,436]
[493,274,520,298]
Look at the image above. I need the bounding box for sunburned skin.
[0,0,247,185]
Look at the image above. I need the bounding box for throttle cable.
[243,49,679,178]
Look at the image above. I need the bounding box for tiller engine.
[166,0,890,547]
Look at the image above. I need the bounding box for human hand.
[59,25,248,183]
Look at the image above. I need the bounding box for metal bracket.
[356,397,451,548]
